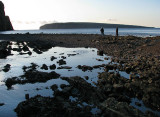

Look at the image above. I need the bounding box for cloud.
[107,18,118,22]
[39,20,58,25]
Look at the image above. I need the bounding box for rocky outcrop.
[0,1,13,31]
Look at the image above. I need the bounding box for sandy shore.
[1,34,160,116]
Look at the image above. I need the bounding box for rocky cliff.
[0,1,13,31]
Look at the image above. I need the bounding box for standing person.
[116,27,118,37]
[100,27,104,36]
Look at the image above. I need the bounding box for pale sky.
[1,0,160,30]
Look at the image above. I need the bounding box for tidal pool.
[0,41,158,117]
[0,42,112,117]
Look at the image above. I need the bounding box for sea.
[0,28,160,37]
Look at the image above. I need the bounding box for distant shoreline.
[1,28,159,37]
[40,22,154,29]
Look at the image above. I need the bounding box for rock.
[25,94,29,100]
[22,45,29,51]
[5,77,17,88]
[84,76,89,80]
[67,54,77,57]
[60,84,67,89]
[0,41,11,58]
[49,64,56,70]
[113,84,124,92]
[77,65,93,72]
[50,56,57,61]
[0,1,13,31]
[3,64,11,72]
[15,95,94,117]
[25,32,30,35]
[33,48,42,54]
[0,103,4,106]
[57,59,66,65]
[27,41,52,53]
[104,65,114,71]
[93,65,101,69]
[57,66,72,69]
[97,50,103,56]
[145,110,158,117]
[96,59,104,61]
[5,70,60,87]
[28,51,32,55]
[135,102,141,107]
[102,97,145,117]
[61,56,66,59]
[58,53,64,55]
[125,67,132,73]
[50,84,58,91]
[41,64,48,70]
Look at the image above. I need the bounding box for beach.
[0,34,160,117]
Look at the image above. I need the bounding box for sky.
[1,0,160,30]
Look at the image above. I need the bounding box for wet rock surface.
[77,65,93,72]
[5,70,60,88]
[15,76,146,117]
[0,35,160,116]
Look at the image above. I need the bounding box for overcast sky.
[2,0,160,30]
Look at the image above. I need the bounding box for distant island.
[40,22,154,29]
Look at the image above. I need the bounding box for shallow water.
[0,41,159,116]
[0,28,160,37]
[130,98,160,116]
[0,42,111,117]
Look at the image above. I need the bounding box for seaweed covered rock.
[5,70,60,88]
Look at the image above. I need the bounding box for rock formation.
[0,1,13,31]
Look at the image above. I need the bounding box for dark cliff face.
[0,1,13,31]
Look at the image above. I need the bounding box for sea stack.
[0,1,13,31]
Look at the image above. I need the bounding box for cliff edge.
[0,1,13,31]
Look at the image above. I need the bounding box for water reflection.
[0,42,112,117]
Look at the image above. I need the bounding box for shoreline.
[0,34,160,57]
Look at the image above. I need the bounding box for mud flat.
[0,34,160,117]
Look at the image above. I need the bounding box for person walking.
[100,27,104,36]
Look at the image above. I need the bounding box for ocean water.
[0,28,160,37]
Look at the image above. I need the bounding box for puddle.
[130,98,160,116]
